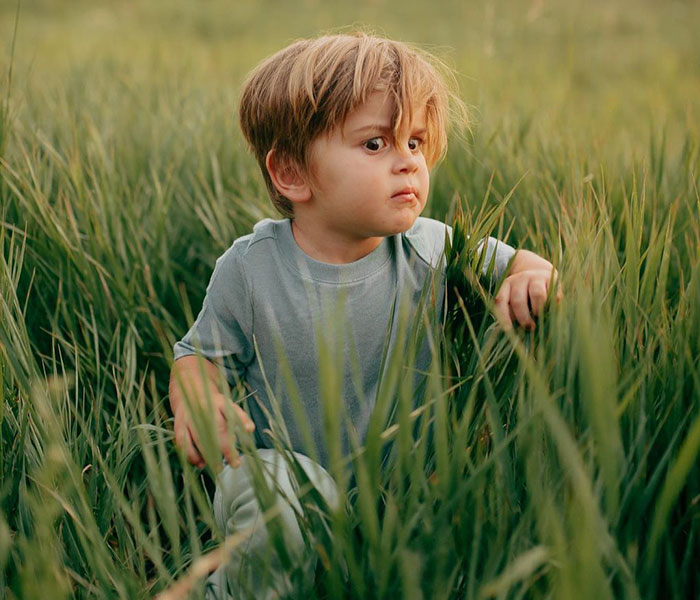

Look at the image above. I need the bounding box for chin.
[393,213,421,233]
[380,224,415,237]
[372,209,422,237]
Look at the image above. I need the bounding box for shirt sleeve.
[476,236,516,280]
[403,218,516,280]
[173,244,254,386]
[442,223,516,280]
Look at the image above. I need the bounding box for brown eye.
[408,137,422,151]
[364,137,386,152]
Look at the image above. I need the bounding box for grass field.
[1,0,699,598]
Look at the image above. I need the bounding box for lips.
[391,187,419,202]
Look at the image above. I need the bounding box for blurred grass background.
[4,0,699,145]
[1,0,699,598]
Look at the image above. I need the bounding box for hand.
[493,268,561,330]
[172,391,255,469]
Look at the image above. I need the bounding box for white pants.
[206,449,339,600]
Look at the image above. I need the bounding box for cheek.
[421,166,430,193]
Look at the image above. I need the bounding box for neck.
[290,220,383,264]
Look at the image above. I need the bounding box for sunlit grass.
[2,1,700,598]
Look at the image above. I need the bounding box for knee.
[213,462,256,532]
[214,457,307,558]
[292,452,341,512]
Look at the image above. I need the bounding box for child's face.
[304,91,429,243]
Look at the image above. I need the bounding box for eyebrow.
[349,125,428,137]
[349,124,392,135]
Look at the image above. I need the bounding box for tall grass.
[2,1,700,598]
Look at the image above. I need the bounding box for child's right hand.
[169,356,255,469]
[172,394,255,468]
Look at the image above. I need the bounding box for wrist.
[511,249,554,274]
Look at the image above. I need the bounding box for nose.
[391,146,420,174]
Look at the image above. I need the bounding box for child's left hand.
[493,249,562,330]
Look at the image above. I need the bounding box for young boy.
[169,33,557,599]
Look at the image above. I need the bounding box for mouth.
[391,187,419,203]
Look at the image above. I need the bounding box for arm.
[493,249,561,330]
[169,355,255,468]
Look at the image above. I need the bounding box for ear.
[265,150,312,204]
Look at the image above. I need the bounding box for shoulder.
[231,218,286,253]
[401,217,453,268]
[209,218,287,283]
[218,218,287,263]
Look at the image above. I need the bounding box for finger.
[184,426,205,468]
[232,404,256,433]
[183,416,208,467]
[528,279,547,317]
[174,414,204,467]
[510,280,535,329]
[494,281,513,330]
[215,397,255,434]
[216,407,241,468]
[548,270,563,304]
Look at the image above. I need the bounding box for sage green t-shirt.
[174,217,515,467]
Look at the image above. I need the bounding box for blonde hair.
[239,32,463,218]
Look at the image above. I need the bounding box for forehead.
[342,91,428,133]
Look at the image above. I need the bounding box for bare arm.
[169,355,255,468]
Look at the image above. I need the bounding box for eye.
[407,137,423,151]
[364,137,387,152]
